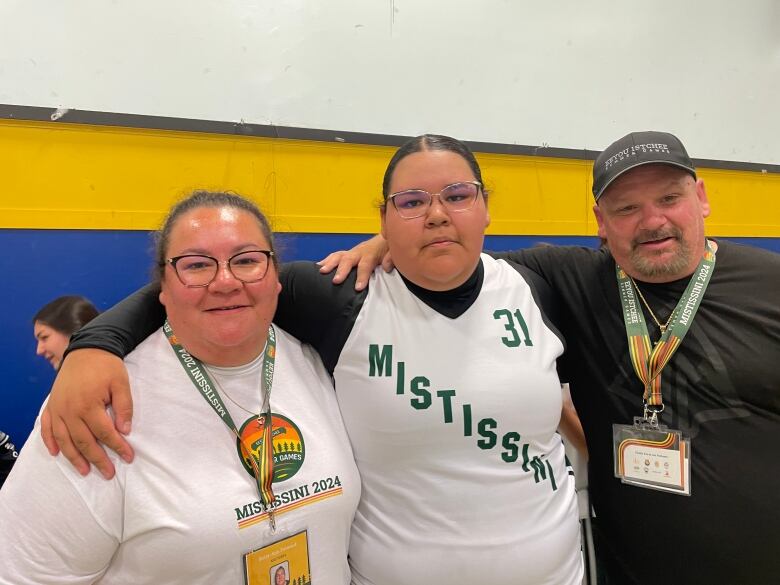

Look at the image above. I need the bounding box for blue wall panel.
[3,230,777,448]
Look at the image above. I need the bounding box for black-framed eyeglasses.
[166,250,275,288]
[387,181,483,219]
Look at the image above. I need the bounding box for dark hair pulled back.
[154,190,276,281]
[33,296,99,335]
[381,134,485,199]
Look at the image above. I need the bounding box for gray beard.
[630,237,692,279]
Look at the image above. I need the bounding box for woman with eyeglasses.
[35,136,583,584]
[0,191,360,584]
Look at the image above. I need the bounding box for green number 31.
[493,309,534,348]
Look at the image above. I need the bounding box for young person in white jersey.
[0,192,360,584]
[40,136,585,585]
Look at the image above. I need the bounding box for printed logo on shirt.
[368,343,567,491]
[234,473,344,529]
[236,413,305,482]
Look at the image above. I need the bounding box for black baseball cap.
[592,131,697,201]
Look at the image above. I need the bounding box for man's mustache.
[632,228,682,249]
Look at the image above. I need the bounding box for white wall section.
[1,0,777,163]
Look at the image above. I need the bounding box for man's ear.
[593,203,607,240]
[696,179,711,219]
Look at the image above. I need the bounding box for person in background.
[0,297,99,486]
[33,295,99,370]
[0,191,360,584]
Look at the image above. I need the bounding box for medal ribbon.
[615,240,717,409]
[163,320,278,527]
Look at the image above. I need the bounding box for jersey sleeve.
[276,262,368,374]
[489,247,594,384]
[67,283,165,358]
[490,247,563,283]
[505,261,564,340]
[488,250,566,340]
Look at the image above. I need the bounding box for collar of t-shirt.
[398,259,484,319]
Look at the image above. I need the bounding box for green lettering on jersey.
[410,376,431,409]
[368,344,393,376]
[521,444,531,472]
[530,456,546,483]
[396,361,405,395]
[463,404,473,436]
[436,389,456,423]
[501,431,521,462]
[477,418,497,449]
[546,460,558,491]
[521,446,557,490]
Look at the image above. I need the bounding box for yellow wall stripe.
[2,119,779,236]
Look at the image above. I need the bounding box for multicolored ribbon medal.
[612,240,716,496]
[615,239,717,419]
[256,328,277,515]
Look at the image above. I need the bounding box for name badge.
[244,530,311,585]
[613,421,691,496]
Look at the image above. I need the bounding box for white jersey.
[334,255,581,585]
[0,327,360,585]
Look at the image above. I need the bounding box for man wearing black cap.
[494,131,780,584]
[322,131,780,583]
[591,132,710,283]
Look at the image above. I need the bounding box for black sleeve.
[67,283,165,358]
[489,247,555,276]
[276,262,368,374]
[0,432,18,489]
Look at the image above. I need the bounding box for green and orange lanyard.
[615,240,717,425]
[164,320,278,530]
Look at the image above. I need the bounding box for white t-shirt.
[334,255,582,585]
[0,327,360,585]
